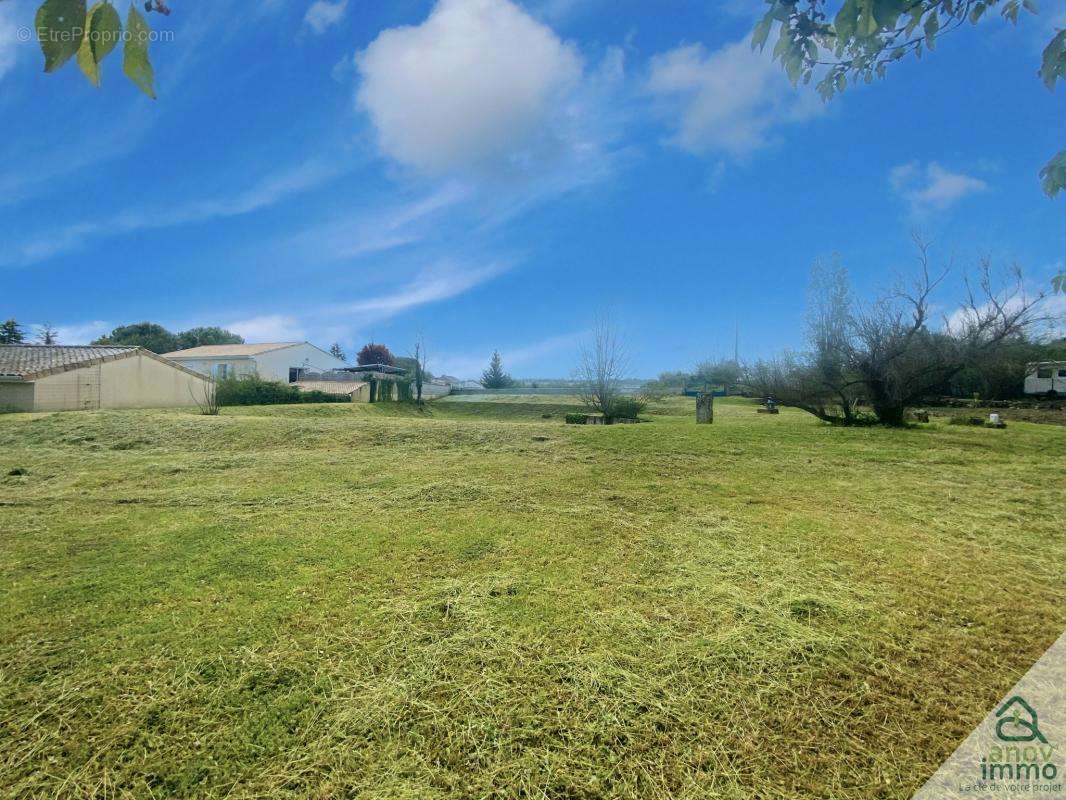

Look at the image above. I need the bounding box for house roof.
[162,342,302,359]
[0,345,208,382]
[293,380,368,395]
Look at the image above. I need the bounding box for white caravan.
[1024,361,1066,396]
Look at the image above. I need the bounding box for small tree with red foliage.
[357,343,395,366]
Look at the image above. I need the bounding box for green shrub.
[565,413,587,425]
[216,376,349,406]
[607,396,648,421]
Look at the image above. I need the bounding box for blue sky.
[2,0,1064,378]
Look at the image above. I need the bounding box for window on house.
[1058,370,1066,378]
[214,363,229,379]
[1037,368,1052,379]
[289,368,303,383]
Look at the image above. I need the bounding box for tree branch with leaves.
[31,0,163,97]
[753,0,1066,197]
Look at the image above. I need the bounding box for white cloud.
[226,314,308,343]
[285,182,472,262]
[944,292,1066,341]
[355,0,582,174]
[1041,294,1066,339]
[329,261,507,320]
[303,0,347,35]
[2,159,347,267]
[889,161,989,213]
[646,39,823,159]
[217,261,507,348]
[42,320,111,345]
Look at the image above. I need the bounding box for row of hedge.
[215,376,350,406]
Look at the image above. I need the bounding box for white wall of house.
[173,344,347,383]
[172,357,258,381]
[253,345,347,382]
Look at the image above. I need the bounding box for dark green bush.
[607,396,648,421]
[215,375,349,406]
[565,413,587,425]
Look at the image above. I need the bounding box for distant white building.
[163,342,347,383]
[1024,361,1066,396]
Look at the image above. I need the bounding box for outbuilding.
[0,345,213,413]
[293,380,370,403]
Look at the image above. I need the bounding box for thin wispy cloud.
[226,314,308,343]
[431,330,586,378]
[217,260,510,350]
[0,3,19,82]
[303,0,348,35]
[2,159,350,267]
[329,261,508,320]
[284,182,473,262]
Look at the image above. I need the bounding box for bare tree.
[189,378,220,416]
[745,237,1047,426]
[578,317,628,420]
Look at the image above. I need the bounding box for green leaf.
[856,0,879,37]
[1039,30,1065,91]
[35,0,87,73]
[1039,149,1066,198]
[752,13,773,50]
[88,3,121,63]
[924,12,939,49]
[1052,272,1066,294]
[123,3,155,99]
[833,0,860,41]
[871,0,904,30]
[1021,0,1039,14]
[76,2,122,87]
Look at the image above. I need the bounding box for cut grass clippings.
[0,397,1063,798]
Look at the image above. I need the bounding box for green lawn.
[1,397,1063,799]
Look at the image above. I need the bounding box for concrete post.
[696,393,713,424]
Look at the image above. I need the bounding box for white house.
[163,342,347,383]
[1024,361,1066,396]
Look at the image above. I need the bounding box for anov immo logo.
[914,632,1065,798]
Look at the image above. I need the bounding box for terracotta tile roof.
[0,345,210,382]
[162,343,301,358]
[0,345,138,379]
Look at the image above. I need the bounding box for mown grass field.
[1,396,1063,799]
